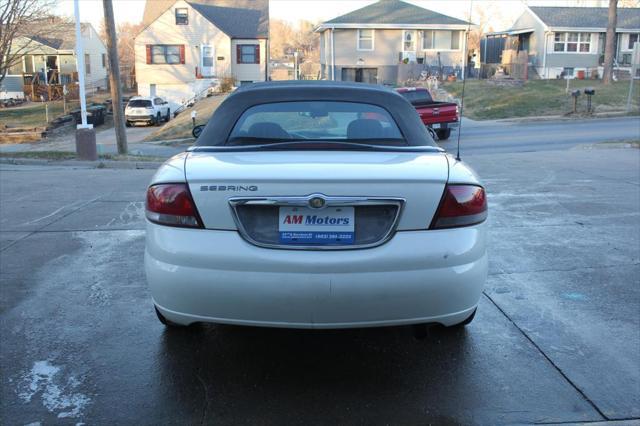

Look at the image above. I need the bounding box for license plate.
[278,206,355,245]
[432,123,441,129]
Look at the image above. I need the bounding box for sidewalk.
[0,124,189,158]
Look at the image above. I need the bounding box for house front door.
[201,45,215,77]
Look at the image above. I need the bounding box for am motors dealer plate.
[278,206,355,245]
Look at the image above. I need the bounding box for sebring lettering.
[200,185,258,192]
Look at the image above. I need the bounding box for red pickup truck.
[396,87,459,140]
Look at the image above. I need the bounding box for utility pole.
[74,0,97,161]
[602,0,617,85]
[102,0,127,154]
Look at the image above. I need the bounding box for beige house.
[317,0,471,85]
[482,6,640,79]
[1,23,107,100]
[135,0,268,109]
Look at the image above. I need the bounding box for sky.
[55,0,613,33]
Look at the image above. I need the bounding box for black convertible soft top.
[195,81,436,147]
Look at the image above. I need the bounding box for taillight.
[146,183,202,228]
[430,184,487,229]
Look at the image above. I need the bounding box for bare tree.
[269,19,319,62]
[269,19,295,60]
[603,0,618,85]
[0,0,56,85]
[618,0,639,7]
[98,21,143,86]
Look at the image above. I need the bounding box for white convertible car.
[145,81,487,334]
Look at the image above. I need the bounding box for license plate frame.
[278,206,355,245]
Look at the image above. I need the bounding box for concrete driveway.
[1,116,638,159]
[0,146,638,424]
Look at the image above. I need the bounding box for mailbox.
[571,89,581,97]
[584,87,595,96]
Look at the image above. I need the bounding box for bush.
[219,77,235,93]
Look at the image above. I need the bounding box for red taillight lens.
[430,184,487,229]
[146,183,202,228]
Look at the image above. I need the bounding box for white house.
[134,0,269,109]
[0,22,107,100]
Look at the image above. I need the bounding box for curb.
[472,111,638,124]
[0,157,163,169]
[144,137,193,146]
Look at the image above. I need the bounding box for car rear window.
[399,90,433,104]
[128,100,152,108]
[227,101,405,146]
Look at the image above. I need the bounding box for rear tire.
[448,308,476,328]
[165,109,171,122]
[155,306,184,327]
[155,112,162,126]
[436,128,451,141]
[412,324,429,340]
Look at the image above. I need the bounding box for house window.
[357,29,374,51]
[422,30,461,50]
[7,59,23,75]
[101,53,106,68]
[554,32,590,53]
[237,44,259,64]
[628,33,639,50]
[403,30,416,51]
[422,30,434,49]
[175,8,188,25]
[147,45,185,64]
[84,54,91,75]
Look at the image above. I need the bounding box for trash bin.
[87,105,106,126]
[70,105,106,127]
[577,70,585,80]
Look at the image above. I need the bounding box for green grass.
[0,91,132,129]
[0,101,81,128]
[0,151,165,162]
[443,80,640,120]
[0,151,77,160]
[144,94,227,142]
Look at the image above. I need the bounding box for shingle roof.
[529,6,640,30]
[30,23,91,51]
[187,0,269,38]
[324,0,470,26]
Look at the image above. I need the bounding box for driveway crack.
[482,291,609,421]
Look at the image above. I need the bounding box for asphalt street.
[0,116,638,158]
[440,116,640,154]
[0,141,638,424]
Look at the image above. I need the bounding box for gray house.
[316,0,472,84]
[483,6,640,79]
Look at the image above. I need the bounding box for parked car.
[145,81,487,337]
[396,87,459,140]
[125,96,170,127]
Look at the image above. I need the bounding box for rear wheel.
[448,308,476,328]
[412,324,429,340]
[155,306,184,327]
[436,128,451,140]
[155,112,162,126]
[165,109,171,122]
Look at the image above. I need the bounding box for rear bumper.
[426,121,459,129]
[145,222,487,329]
[126,114,154,122]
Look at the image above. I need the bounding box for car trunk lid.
[185,150,449,246]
